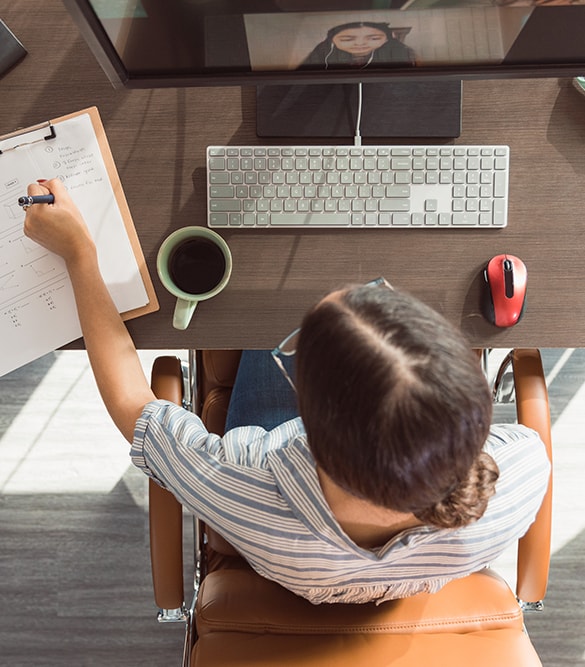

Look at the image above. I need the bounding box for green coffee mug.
[157,227,232,330]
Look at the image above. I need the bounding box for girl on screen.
[299,21,415,70]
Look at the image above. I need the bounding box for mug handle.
[173,297,198,330]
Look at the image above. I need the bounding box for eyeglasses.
[271,277,393,392]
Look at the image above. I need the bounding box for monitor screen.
[65,0,585,87]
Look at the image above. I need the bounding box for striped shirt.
[131,400,550,605]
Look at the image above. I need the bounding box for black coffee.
[169,238,226,295]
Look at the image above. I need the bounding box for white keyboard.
[207,145,509,229]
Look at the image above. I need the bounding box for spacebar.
[270,213,350,226]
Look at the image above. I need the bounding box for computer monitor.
[63,1,585,139]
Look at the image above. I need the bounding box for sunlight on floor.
[0,350,185,494]
[548,378,585,552]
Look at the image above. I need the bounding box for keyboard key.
[380,199,410,212]
[210,212,228,226]
[209,172,230,184]
[209,185,234,198]
[494,172,507,197]
[210,200,240,212]
[391,158,411,170]
[209,157,225,170]
[392,213,411,226]
[384,185,410,199]
[271,213,350,226]
[493,199,507,226]
[452,212,479,226]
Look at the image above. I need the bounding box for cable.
[324,42,335,70]
[353,51,374,146]
[354,82,363,146]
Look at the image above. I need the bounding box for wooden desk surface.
[2,2,585,349]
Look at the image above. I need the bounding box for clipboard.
[0,106,159,376]
[59,107,157,321]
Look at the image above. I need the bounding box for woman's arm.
[23,178,156,442]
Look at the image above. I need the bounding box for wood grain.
[2,3,585,350]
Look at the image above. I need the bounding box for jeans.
[225,350,298,431]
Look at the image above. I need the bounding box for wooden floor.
[0,349,584,666]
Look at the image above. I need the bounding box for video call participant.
[299,21,416,69]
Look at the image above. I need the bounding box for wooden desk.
[2,2,585,349]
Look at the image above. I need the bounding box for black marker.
[18,194,55,207]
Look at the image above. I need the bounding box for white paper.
[0,113,148,377]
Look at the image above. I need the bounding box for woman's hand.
[23,178,96,265]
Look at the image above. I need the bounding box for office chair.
[148,348,552,667]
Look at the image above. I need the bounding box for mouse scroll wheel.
[504,260,514,298]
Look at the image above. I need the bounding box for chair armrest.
[149,356,185,611]
[512,349,553,605]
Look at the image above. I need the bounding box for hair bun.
[415,452,499,529]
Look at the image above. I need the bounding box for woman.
[299,21,415,69]
[23,178,549,605]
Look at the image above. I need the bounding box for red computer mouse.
[481,254,527,327]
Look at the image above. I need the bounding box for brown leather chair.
[149,348,552,667]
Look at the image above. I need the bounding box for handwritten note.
[0,111,150,377]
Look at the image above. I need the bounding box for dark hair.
[295,286,498,529]
[325,21,395,42]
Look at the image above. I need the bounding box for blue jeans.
[225,350,298,431]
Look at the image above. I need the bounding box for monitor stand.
[256,81,461,139]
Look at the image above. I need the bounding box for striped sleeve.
[130,399,306,522]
